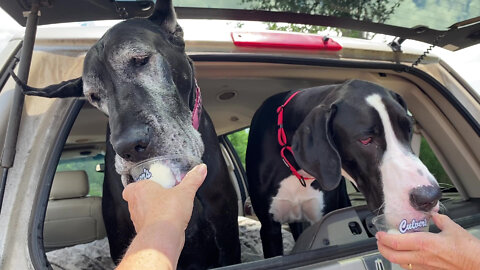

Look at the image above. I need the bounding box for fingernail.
[195,163,207,176]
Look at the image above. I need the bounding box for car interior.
[2,38,480,269]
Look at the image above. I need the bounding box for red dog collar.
[277,91,315,187]
[192,79,202,130]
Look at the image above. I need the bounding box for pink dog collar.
[192,79,202,130]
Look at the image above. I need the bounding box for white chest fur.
[269,171,324,224]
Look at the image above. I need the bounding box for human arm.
[376,213,480,270]
[116,163,207,270]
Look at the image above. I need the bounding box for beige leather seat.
[44,170,106,251]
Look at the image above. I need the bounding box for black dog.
[246,79,442,258]
[14,1,240,268]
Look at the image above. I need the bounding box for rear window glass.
[175,0,477,31]
[419,137,455,192]
[56,154,105,197]
[226,128,249,169]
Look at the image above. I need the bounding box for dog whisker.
[438,182,455,190]
[373,202,386,215]
[438,201,448,214]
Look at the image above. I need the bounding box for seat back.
[44,170,106,251]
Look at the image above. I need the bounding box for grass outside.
[418,137,453,188]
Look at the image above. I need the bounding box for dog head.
[292,80,441,220]
[15,0,204,184]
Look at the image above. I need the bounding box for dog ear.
[149,0,184,46]
[292,104,342,191]
[10,70,83,98]
[149,0,178,34]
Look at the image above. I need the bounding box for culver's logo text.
[135,168,152,181]
[399,218,428,233]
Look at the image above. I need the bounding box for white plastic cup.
[372,212,431,234]
[129,155,202,188]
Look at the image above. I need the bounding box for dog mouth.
[374,200,441,234]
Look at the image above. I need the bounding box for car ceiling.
[65,61,424,143]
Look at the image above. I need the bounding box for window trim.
[28,99,85,269]
[220,132,249,206]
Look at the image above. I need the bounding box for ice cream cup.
[372,211,431,234]
[129,155,202,188]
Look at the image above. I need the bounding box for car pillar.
[0,0,41,213]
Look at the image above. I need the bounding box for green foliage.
[267,22,328,34]
[242,0,403,22]
[56,154,105,197]
[227,128,250,168]
[237,0,477,36]
[241,0,404,37]
[419,137,453,189]
[386,0,480,30]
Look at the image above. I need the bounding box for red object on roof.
[231,31,342,51]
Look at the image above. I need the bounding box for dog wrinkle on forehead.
[138,61,174,96]
[109,41,152,67]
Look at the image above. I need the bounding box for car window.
[226,128,249,169]
[419,136,455,192]
[175,0,478,31]
[56,154,105,197]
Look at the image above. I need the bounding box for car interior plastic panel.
[292,206,371,253]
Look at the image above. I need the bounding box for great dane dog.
[246,79,442,258]
[13,1,241,268]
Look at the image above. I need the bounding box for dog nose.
[409,185,442,212]
[113,127,152,162]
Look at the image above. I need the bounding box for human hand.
[376,213,480,270]
[122,163,207,234]
[118,164,207,269]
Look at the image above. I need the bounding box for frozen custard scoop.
[129,155,201,188]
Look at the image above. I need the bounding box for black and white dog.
[246,79,441,258]
[13,1,240,268]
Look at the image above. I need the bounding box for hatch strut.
[388,37,405,64]
[389,25,450,70]
[0,1,41,213]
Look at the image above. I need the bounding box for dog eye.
[359,137,372,145]
[88,93,101,103]
[132,55,150,67]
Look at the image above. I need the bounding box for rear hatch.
[1,0,479,50]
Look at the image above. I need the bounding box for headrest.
[50,171,89,200]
